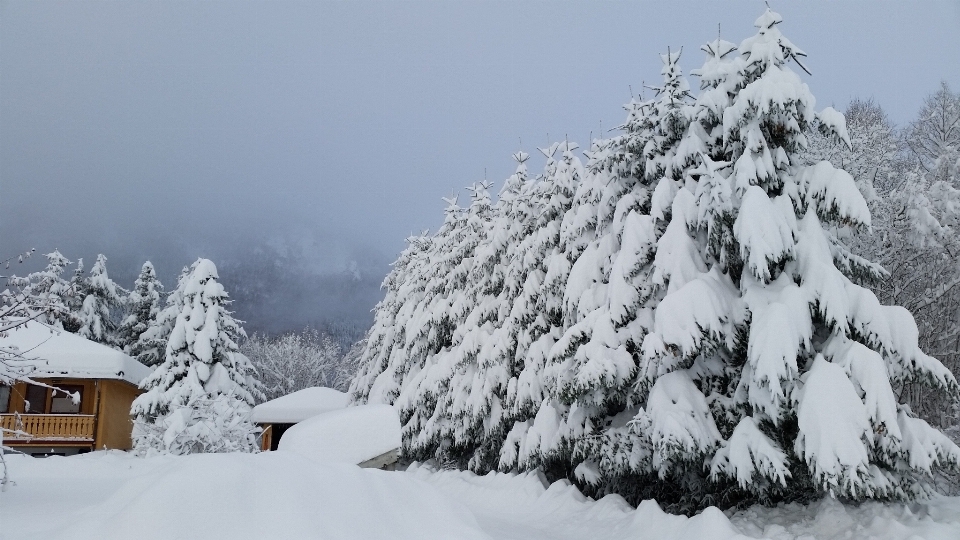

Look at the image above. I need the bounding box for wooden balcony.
[1,414,96,444]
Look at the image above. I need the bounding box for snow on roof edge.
[251,387,350,424]
[0,320,152,385]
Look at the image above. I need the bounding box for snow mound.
[4,452,960,540]
[250,386,349,424]
[1,452,489,540]
[278,404,401,465]
[408,461,759,540]
[731,495,960,540]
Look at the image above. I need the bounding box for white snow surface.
[277,404,401,464]
[0,320,151,385]
[250,386,349,424]
[3,452,960,540]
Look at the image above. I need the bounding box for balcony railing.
[0,414,96,443]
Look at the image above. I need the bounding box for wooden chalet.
[0,322,152,456]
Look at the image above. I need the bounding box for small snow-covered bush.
[132,395,260,455]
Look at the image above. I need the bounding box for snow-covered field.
[2,451,959,540]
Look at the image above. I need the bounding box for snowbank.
[278,404,401,465]
[2,452,960,540]
[406,462,758,540]
[0,320,151,384]
[250,386,349,424]
[408,462,960,540]
[0,452,489,540]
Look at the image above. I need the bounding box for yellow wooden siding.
[94,379,142,450]
[1,378,143,450]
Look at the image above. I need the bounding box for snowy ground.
[2,451,959,540]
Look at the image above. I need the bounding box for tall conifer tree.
[131,259,262,454]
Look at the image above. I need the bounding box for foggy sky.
[2,1,958,333]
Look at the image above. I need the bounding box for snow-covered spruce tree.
[77,254,125,348]
[454,153,543,470]
[350,230,435,406]
[387,195,471,419]
[131,265,190,367]
[496,141,587,474]
[352,8,960,511]
[131,259,263,454]
[118,261,164,355]
[62,258,86,332]
[628,9,960,509]
[540,50,696,490]
[395,184,498,466]
[6,250,78,329]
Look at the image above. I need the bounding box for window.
[25,384,47,414]
[0,385,9,413]
[50,385,83,414]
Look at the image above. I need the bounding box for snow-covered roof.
[278,404,401,465]
[0,321,151,385]
[251,387,349,424]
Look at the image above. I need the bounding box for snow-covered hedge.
[350,8,960,512]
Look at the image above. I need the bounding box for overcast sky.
[2,0,958,330]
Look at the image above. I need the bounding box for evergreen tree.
[352,8,960,511]
[133,265,191,367]
[545,51,696,484]
[633,8,958,506]
[77,254,124,347]
[394,188,491,464]
[62,258,86,333]
[459,153,537,470]
[7,250,77,329]
[120,261,165,355]
[131,258,263,454]
[410,182,503,469]
[350,231,435,406]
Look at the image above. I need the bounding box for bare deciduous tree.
[242,328,357,402]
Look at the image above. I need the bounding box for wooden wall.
[4,379,98,415]
[94,379,142,450]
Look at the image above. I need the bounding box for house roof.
[251,387,349,424]
[0,321,152,385]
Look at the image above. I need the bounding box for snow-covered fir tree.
[351,229,435,407]
[392,186,495,465]
[807,96,960,430]
[455,154,538,469]
[131,258,263,454]
[77,254,125,348]
[351,8,960,512]
[119,262,164,355]
[6,250,78,329]
[131,265,191,367]
[60,258,86,333]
